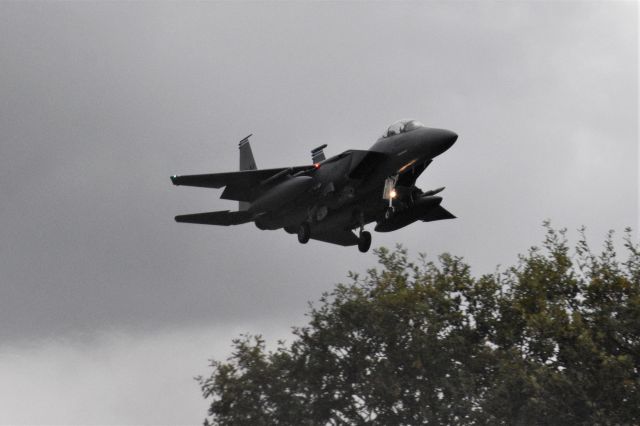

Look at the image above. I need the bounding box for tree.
[198,224,640,425]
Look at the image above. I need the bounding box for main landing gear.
[358,230,371,253]
[297,208,372,253]
[297,221,371,253]
[356,210,371,253]
[298,222,310,244]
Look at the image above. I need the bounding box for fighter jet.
[171,119,457,253]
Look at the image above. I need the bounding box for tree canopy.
[199,224,640,425]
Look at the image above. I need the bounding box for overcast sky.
[0,1,637,424]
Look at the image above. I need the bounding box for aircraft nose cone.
[429,128,458,157]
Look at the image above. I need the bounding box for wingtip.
[170,175,179,185]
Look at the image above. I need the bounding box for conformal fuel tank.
[249,176,314,213]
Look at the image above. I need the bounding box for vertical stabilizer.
[238,134,256,211]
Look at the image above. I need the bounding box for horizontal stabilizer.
[420,205,456,222]
[175,210,254,226]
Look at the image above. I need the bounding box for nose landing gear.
[383,175,398,220]
[384,206,395,220]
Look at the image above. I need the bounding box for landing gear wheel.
[384,207,394,220]
[358,231,372,253]
[298,222,310,244]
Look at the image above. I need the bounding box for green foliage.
[198,224,640,425]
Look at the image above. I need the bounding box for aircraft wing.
[310,229,359,246]
[175,210,254,226]
[420,205,456,222]
[171,166,310,202]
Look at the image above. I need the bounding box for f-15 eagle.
[171,119,457,253]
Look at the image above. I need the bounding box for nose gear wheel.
[384,207,394,220]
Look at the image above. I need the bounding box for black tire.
[358,231,372,253]
[298,222,310,244]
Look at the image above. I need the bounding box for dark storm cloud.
[0,2,636,342]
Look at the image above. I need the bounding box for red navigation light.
[314,163,321,169]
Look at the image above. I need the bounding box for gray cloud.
[0,1,636,422]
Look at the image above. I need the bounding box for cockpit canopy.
[381,119,424,138]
